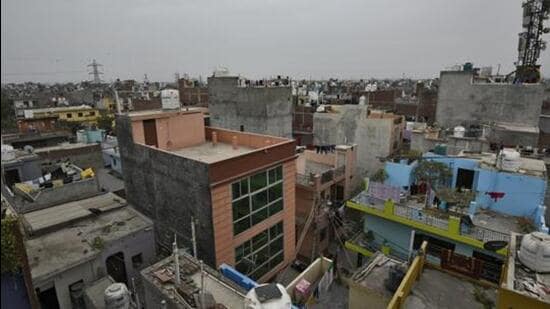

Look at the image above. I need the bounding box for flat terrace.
[172,142,255,164]
[351,253,407,301]
[141,252,246,308]
[403,268,496,309]
[24,193,152,284]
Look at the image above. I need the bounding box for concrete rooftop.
[141,252,246,308]
[25,193,152,284]
[403,268,496,309]
[171,141,255,164]
[351,253,407,301]
[469,152,546,178]
[305,161,333,176]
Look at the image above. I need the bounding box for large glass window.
[235,222,284,280]
[231,166,284,236]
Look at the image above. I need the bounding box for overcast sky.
[2,0,549,83]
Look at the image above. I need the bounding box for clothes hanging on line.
[315,145,336,154]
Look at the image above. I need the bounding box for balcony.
[296,165,346,189]
[347,191,510,255]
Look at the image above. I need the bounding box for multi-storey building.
[345,150,547,284]
[117,108,297,282]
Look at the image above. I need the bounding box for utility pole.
[87,59,103,84]
[173,234,181,285]
[191,216,198,258]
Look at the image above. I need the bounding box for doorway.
[143,119,158,147]
[37,286,60,309]
[455,168,474,190]
[106,252,127,284]
[4,169,21,188]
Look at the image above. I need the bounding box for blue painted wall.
[384,161,418,188]
[475,169,546,217]
[362,214,502,262]
[382,153,547,229]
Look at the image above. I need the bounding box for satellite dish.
[483,240,508,251]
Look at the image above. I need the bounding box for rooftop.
[141,252,246,308]
[171,141,255,164]
[351,253,407,301]
[25,193,152,283]
[24,105,94,114]
[403,268,497,309]
[33,142,98,153]
[505,233,550,304]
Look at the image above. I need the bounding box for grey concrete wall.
[117,116,217,267]
[35,144,104,171]
[2,158,42,182]
[34,223,155,309]
[313,106,393,183]
[13,178,101,214]
[208,77,293,138]
[436,71,544,128]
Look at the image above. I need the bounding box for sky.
[1,0,549,83]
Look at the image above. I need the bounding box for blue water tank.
[219,264,258,291]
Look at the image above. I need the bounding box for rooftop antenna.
[87,59,103,84]
[173,234,181,285]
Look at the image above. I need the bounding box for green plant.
[371,168,388,183]
[400,149,422,162]
[1,216,21,273]
[436,188,476,209]
[91,236,105,250]
[96,110,114,133]
[413,160,452,189]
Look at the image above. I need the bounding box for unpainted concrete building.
[435,70,544,147]
[208,76,293,138]
[295,145,357,263]
[23,192,155,309]
[117,108,296,282]
[313,105,404,183]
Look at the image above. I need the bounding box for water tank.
[161,89,180,110]
[499,148,521,172]
[76,130,88,144]
[104,283,130,309]
[453,126,466,138]
[244,283,292,309]
[463,62,474,71]
[213,66,230,77]
[1,144,16,161]
[518,232,550,273]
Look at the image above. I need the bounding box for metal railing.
[461,226,510,243]
[394,204,449,230]
[350,191,511,244]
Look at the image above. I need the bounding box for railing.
[461,226,510,243]
[349,191,511,245]
[394,204,449,230]
[296,173,314,187]
[297,165,346,187]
